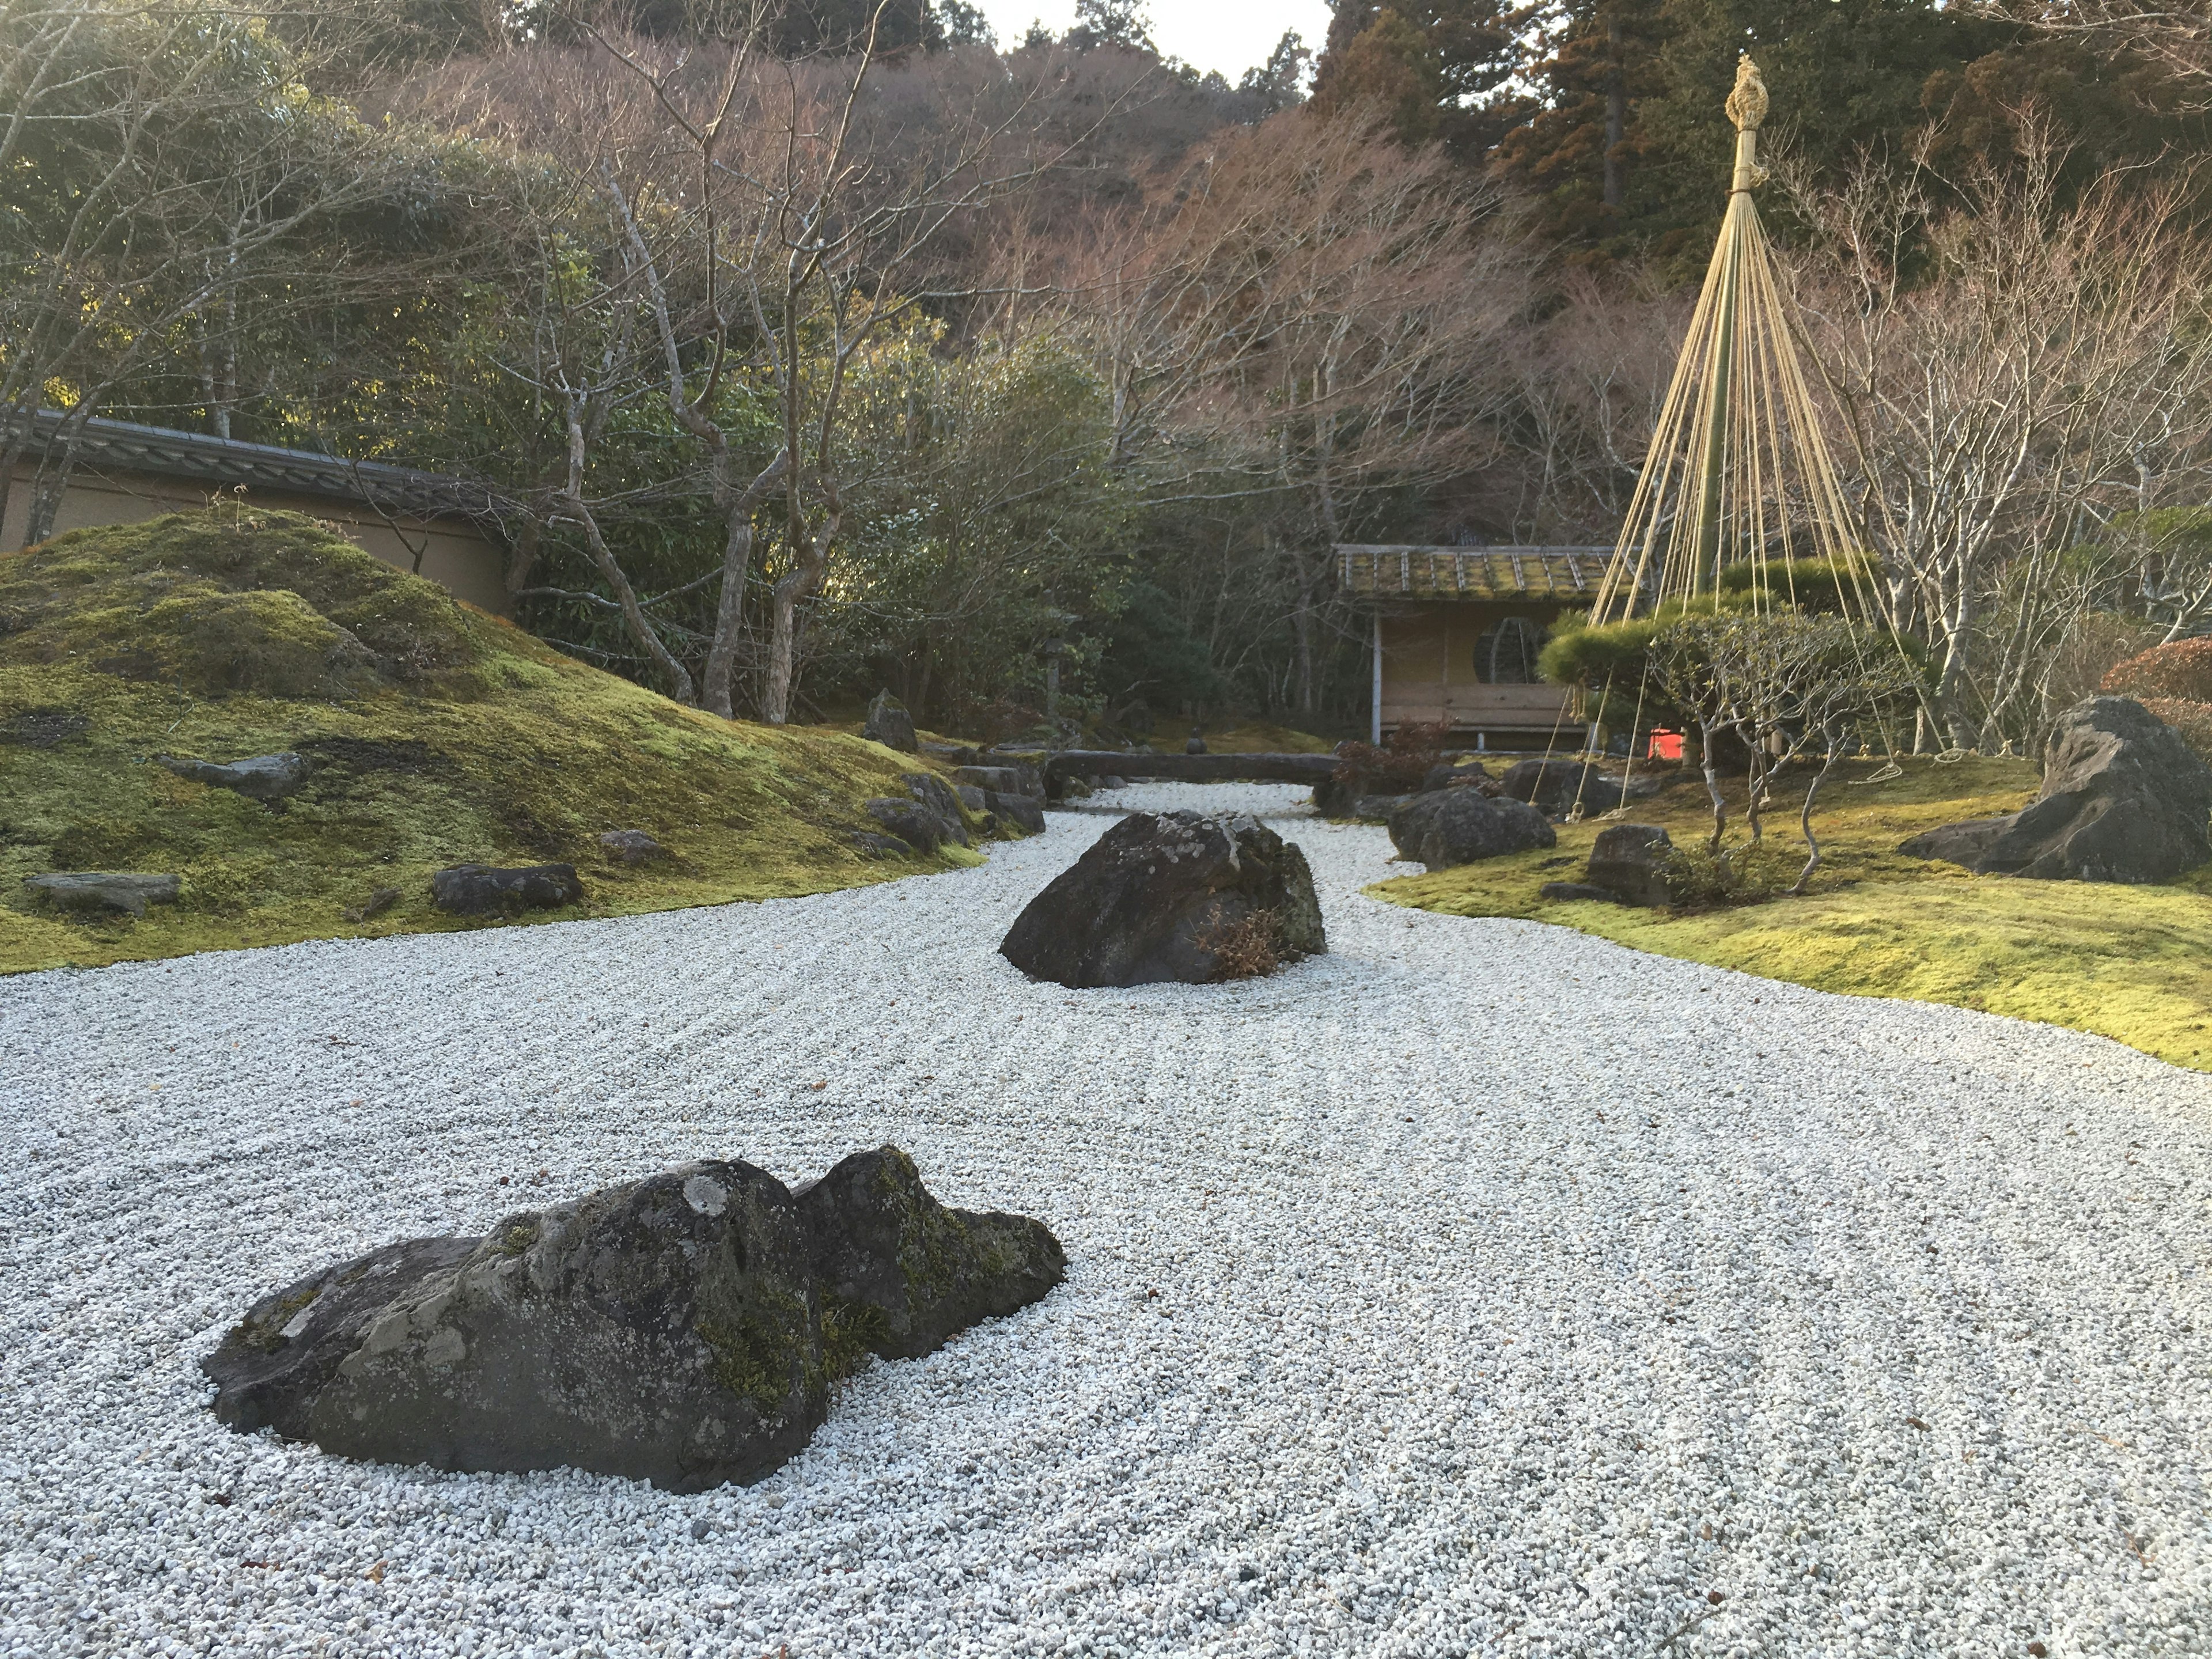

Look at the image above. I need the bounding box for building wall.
[1377,601,1578,738]
[4,461,513,616]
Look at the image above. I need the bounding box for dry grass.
[1196,909,1284,979]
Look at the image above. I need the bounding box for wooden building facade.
[1336,544,1617,749]
[5,411,513,614]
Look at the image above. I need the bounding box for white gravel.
[3,782,2211,1658]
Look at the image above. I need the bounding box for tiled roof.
[9,408,502,522]
[1335,544,1622,603]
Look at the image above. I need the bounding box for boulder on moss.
[863,690,918,752]
[24,871,181,917]
[1900,696,2212,884]
[202,1149,1062,1491]
[1387,790,1554,870]
[430,863,582,915]
[999,810,1324,987]
[1499,757,1623,819]
[1585,823,1680,907]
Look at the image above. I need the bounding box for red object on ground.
[1647,729,1684,760]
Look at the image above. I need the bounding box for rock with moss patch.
[157,750,312,802]
[430,863,582,916]
[342,885,403,923]
[24,871,181,917]
[999,810,1325,987]
[200,1151,1063,1491]
[796,1147,1066,1361]
[865,798,961,854]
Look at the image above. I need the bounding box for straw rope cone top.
[1590,56,1878,627]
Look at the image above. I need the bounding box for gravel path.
[3,783,2211,1659]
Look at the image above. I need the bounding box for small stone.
[342,886,403,924]
[156,751,312,802]
[597,830,663,866]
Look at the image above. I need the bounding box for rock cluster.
[1000,810,1325,986]
[202,1148,1063,1492]
[1900,696,2212,884]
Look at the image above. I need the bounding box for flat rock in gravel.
[203,1150,1063,1492]
[156,750,311,802]
[22,870,180,916]
[1388,790,1554,870]
[1903,695,2212,882]
[430,863,582,916]
[999,809,1324,987]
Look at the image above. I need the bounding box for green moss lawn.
[0,510,994,974]
[1372,755,2212,1071]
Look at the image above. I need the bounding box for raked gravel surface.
[3,782,2211,1659]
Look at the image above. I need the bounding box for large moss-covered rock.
[999,810,1325,987]
[202,1150,1063,1491]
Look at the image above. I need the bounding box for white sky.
[971,1,1335,81]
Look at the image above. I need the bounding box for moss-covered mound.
[0,511,993,973]
[1372,755,2212,1073]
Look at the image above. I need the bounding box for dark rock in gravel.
[795,1147,1066,1361]
[24,871,181,916]
[202,1150,1062,1491]
[1387,791,1555,870]
[1540,881,1626,904]
[1498,757,1624,818]
[157,750,312,802]
[342,886,403,923]
[1900,696,2212,884]
[204,1237,479,1439]
[598,830,664,865]
[1585,823,1680,907]
[999,810,1325,987]
[862,691,918,753]
[429,863,582,915]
